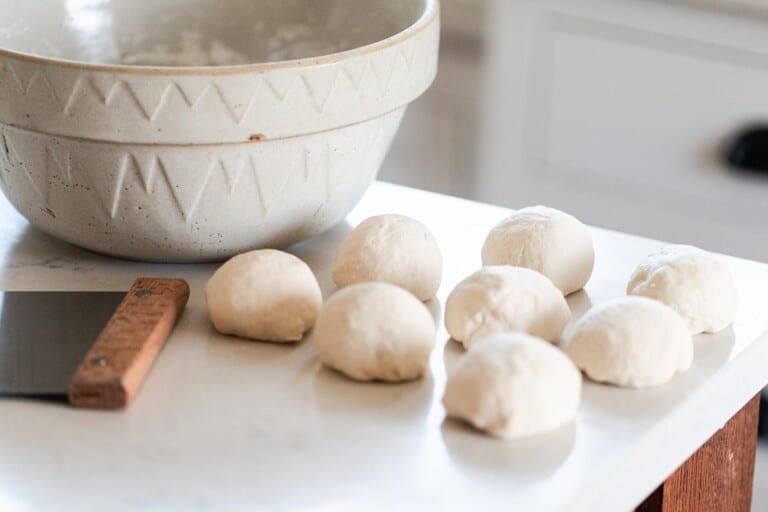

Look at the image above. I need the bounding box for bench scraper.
[0,277,189,409]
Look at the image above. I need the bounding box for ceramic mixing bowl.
[0,0,440,261]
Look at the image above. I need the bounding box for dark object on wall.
[725,125,768,175]
[760,393,767,439]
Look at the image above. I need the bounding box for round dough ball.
[481,206,594,295]
[627,245,737,335]
[445,266,570,349]
[443,333,582,440]
[313,282,436,382]
[205,249,321,342]
[563,296,693,388]
[332,214,442,301]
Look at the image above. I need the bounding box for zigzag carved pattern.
[0,127,294,224]
[76,151,260,223]
[0,106,402,235]
[0,130,45,202]
[0,39,420,124]
[0,34,431,125]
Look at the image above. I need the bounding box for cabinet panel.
[476,0,768,260]
[540,15,768,224]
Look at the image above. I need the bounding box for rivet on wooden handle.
[68,278,190,409]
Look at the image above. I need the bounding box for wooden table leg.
[636,394,760,512]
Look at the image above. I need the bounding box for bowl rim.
[0,0,439,75]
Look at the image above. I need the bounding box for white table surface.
[1,182,767,512]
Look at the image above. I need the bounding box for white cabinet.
[476,0,768,261]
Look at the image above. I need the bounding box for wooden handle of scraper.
[68,278,190,409]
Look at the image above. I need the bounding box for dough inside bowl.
[0,0,428,66]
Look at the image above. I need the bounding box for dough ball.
[563,296,693,388]
[205,249,321,342]
[443,333,582,440]
[332,214,442,301]
[313,282,436,382]
[445,266,570,349]
[481,206,594,295]
[627,245,738,334]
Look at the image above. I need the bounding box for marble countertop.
[1,182,767,512]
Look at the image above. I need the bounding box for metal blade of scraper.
[0,291,125,396]
[0,278,189,409]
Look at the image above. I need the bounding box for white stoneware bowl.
[0,0,440,261]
